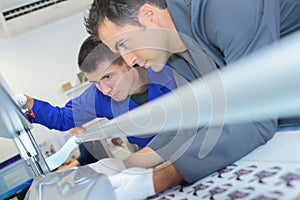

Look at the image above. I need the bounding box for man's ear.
[138,3,158,26]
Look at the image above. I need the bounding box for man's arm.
[153,161,184,193]
[123,146,184,193]
[15,85,99,130]
[13,93,77,130]
[107,146,184,199]
[123,146,164,168]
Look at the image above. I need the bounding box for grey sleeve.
[279,0,300,37]
[81,140,111,161]
[171,118,277,183]
[148,117,277,183]
[147,128,198,161]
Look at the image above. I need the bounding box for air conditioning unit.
[0,0,93,36]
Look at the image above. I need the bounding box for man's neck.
[130,87,149,105]
[132,67,148,94]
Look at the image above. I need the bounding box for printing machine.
[0,82,116,200]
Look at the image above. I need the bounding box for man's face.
[98,19,171,72]
[85,62,136,101]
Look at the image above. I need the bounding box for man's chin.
[112,96,126,102]
[149,64,164,72]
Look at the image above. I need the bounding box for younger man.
[15,35,177,152]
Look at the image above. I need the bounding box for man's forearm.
[123,146,164,168]
[123,146,184,193]
[153,161,184,193]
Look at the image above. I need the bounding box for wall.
[0,12,89,162]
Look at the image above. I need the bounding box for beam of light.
[77,30,300,143]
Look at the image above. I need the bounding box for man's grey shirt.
[148,0,299,182]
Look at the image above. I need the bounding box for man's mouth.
[111,91,120,99]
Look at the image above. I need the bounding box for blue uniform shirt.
[31,66,177,149]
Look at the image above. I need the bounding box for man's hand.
[57,159,81,171]
[13,93,27,107]
[13,93,34,110]
[108,167,155,200]
[88,158,126,176]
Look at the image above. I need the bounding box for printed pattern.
[149,162,300,200]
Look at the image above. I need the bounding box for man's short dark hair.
[78,36,124,73]
[85,0,167,37]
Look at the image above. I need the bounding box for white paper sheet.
[45,136,80,171]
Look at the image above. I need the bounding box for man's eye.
[103,75,112,80]
[118,41,128,51]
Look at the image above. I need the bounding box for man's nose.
[122,52,138,67]
[99,84,112,96]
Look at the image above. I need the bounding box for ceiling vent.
[0,0,92,36]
